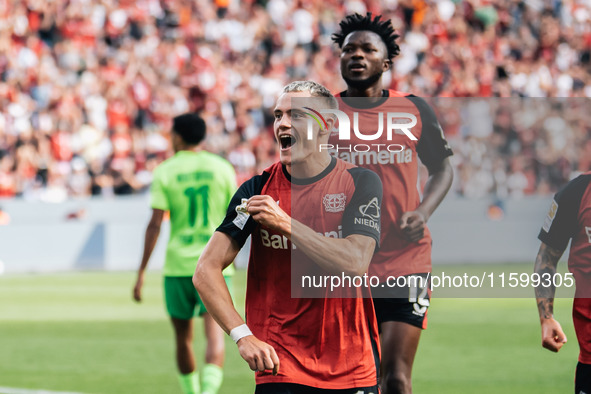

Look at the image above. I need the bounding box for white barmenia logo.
[323,193,346,213]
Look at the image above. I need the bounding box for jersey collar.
[339,89,389,109]
[282,156,337,185]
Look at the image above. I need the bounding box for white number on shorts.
[409,278,430,316]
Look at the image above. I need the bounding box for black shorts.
[372,273,430,330]
[255,383,379,394]
[576,362,591,393]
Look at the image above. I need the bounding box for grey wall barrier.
[0,196,166,274]
[428,196,560,265]
[0,195,556,274]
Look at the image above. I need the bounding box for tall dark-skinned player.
[331,13,454,394]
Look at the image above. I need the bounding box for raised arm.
[246,196,376,276]
[290,222,375,276]
[534,242,567,352]
[246,168,382,277]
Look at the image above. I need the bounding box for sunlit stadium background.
[1,0,590,392]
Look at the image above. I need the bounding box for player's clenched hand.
[247,195,290,234]
[237,335,280,376]
[540,317,567,352]
[133,275,144,302]
[399,210,426,243]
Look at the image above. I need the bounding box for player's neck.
[175,145,202,154]
[287,154,333,180]
[345,83,384,98]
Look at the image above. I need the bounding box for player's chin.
[343,69,369,81]
[279,152,292,167]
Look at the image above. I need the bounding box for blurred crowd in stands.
[436,98,591,198]
[0,0,590,201]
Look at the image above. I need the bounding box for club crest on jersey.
[323,193,346,213]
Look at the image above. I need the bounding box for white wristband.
[230,324,253,343]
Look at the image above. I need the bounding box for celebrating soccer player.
[133,113,237,394]
[194,81,383,393]
[534,172,591,394]
[330,13,454,394]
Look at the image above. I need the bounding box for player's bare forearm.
[195,233,280,374]
[246,195,374,274]
[534,242,568,352]
[134,209,164,302]
[399,158,452,242]
[138,209,164,274]
[193,232,245,334]
[289,219,375,276]
[534,242,564,321]
[416,157,453,221]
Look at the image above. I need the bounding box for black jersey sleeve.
[216,171,271,248]
[408,96,453,170]
[538,174,590,251]
[342,167,383,247]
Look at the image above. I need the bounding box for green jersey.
[150,150,236,276]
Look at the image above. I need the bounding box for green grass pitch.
[0,265,580,393]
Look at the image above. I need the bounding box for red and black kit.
[538,172,591,364]
[217,157,382,390]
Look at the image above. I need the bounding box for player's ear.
[171,132,181,151]
[383,58,392,72]
[321,115,336,136]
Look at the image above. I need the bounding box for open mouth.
[279,134,296,150]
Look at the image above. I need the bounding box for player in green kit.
[133,113,236,394]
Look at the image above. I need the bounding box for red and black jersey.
[217,157,382,389]
[329,90,453,279]
[538,171,591,363]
